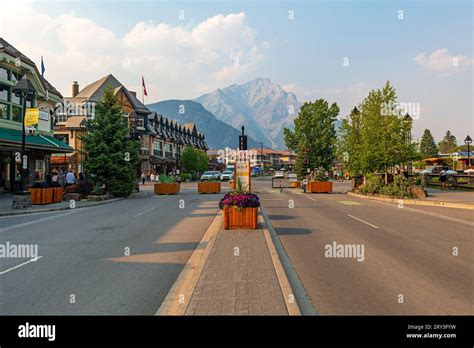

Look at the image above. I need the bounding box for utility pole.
[258,142,264,169]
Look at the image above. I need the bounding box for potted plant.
[308,169,333,193]
[219,178,260,229]
[154,175,180,195]
[198,178,221,194]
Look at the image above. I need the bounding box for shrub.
[180,173,192,182]
[359,175,383,194]
[159,174,175,183]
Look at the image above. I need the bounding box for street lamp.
[465,135,472,168]
[12,77,36,208]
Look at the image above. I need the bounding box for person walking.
[141,172,146,185]
[150,173,155,182]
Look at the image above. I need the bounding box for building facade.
[0,38,73,192]
[53,74,208,175]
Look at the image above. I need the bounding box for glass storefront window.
[12,105,22,122]
[0,84,8,102]
[0,103,8,119]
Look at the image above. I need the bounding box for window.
[136,117,144,128]
[11,93,21,105]
[0,84,8,102]
[35,160,45,181]
[165,143,172,158]
[12,105,22,123]
[56,113,68,123]
[153,141,162,157]
[0,67,8,80]
[0,103,8,119]
[54,134,69,145]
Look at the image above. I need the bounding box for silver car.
[200,171,218,181]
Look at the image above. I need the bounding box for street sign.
[234,160,251,191]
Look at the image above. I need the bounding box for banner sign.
[24,108,39,127]
[235,160,251,191]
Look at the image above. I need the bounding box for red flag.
[142,76,148,96]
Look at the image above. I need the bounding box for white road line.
[0,256,43,275]
[133,207,155,218]
[348,214,379,229]
[401,206,474,227]
[0,210,78,234]
[304,195,317,202]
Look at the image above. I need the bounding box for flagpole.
[142,75,144,104]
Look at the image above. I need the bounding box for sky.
[0,0,472,142]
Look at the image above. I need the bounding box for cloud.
[413,48,473,76]
[0,2,266,100]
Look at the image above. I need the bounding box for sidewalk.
[0,192,138,216]
[185,225,288,315]
[158,212,298,316]
[348,187,474,210]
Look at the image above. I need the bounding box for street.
[0,185,221,315]
[255,177,473,315]
[0,178,472,315]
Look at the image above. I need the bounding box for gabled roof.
[65,116,87,129]
[72,74,150,114]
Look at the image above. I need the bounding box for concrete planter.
[308,181,333,193]
[154,182,180,195]
[223,207,258,230]
[198,182,221,194]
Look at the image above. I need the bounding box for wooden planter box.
[290,181,300,188]
[154,182,180,195]
[29,188,54,205]
[53,187,63,203]
[223,207,258,230]
[308,181,333,193]
[198,182,221,194]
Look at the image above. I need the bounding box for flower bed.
[219,192,260,230]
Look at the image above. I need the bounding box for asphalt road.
[255,177,473,315]
[0,188,221,315]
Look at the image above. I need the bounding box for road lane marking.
[304,195,317,202]
[0,210,78,234]
[348,214,379,229]
[0,256,43,275]
[339,201,362,206]
[133,207,155,218]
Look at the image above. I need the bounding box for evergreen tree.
[438,130,457,153]
[80,87,139,197]
[284,99,339,179]
[419,128,438,158]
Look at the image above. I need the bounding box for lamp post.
[12,77,36,208]
[464,135,472,169]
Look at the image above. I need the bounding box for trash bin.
[29,182,53,205]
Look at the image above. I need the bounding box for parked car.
[274,171,285,179]
[212,171,222,180]
[221,171,234,181]
[288,173,297,182]
[200,171,219,181]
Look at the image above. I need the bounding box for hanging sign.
[24,108,39,127]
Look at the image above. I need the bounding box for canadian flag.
[142,76,148,97]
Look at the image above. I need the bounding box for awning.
[0,127,74,153]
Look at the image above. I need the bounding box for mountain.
[194,78,300,149]
[146,100,261,150]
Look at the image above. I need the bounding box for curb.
[347,192,474,210]
[259,212,301,315]
[156,212,223,315]
[260,206,318,315]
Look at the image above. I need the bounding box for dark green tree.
[419,128,438,158]
[80,87,139,197]
[284,99,339,179]
[438,130,457,153]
